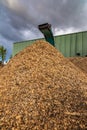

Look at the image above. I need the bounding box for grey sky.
[0,0,87,60]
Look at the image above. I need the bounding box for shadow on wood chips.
[0,40,87,129]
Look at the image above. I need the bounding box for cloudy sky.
[0,0,87,60]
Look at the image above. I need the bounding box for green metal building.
[13,31,87,57]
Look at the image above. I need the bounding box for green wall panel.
[65,34,71,57]
[60,35,66,56]
[55,37,60,50]
[70,33,76,56]
[83,32,87,56]
[55,36,61,52]
[76,32,83,56]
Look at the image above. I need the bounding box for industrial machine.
[38,23,55,46]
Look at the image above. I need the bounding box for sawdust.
[0,40,87,129]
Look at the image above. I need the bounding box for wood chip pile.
[69,57,87,75]
[0,40,87,129]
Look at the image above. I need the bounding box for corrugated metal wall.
[83,31,87,56]
[55,31,87,57]
[13,31,87,57]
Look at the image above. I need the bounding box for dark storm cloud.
[0,3,25,41]
[0,0,87,42]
